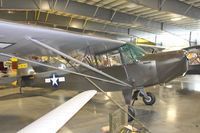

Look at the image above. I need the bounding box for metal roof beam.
[61,0,163,32]
[0,9,156,43]
[1,0,193,35]
[0,0,192,45]
[128,0,200,20]
[0,0,163,33]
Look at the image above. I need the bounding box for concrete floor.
[0,75,200,133]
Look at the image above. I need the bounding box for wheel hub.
[145,96,152,102]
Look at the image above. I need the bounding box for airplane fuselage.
[19,50,188,92]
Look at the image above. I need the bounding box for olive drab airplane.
[0,21,188,122]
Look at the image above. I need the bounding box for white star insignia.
[51,74,59,86]
[45,73,66,87]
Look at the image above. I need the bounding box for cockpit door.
[120,43,159,87]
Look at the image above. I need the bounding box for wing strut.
[26,37,132,87]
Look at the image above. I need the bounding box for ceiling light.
[170,17,182,21]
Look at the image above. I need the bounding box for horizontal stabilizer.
[17,90,97,133]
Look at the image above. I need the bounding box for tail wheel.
[128,105,135,122]
[142,92,156,105]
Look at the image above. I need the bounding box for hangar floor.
[0,75,200,133]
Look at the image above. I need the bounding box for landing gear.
[122,88,156,122]
[128,105,135,122]
[132,87,156,106]
[142,92,156,105]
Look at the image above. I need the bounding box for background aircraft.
[0,21,188,121]
[183,46,200,74]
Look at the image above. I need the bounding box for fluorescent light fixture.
[171,17,182,21]
[0,42,13,49]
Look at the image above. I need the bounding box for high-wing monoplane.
[0,21,188,121]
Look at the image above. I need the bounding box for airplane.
[0,20,188,122]
[183,46,200,74]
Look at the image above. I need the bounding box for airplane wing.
[0,21,125,56]
[17,90,97,133]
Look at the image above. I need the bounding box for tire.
[128,105,135,122]
[142,92,156,105]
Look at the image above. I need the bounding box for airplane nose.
[155,50,188,83]
[141,50,188,84]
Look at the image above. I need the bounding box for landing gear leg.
[122,90,135,122]
[131,90,140,106]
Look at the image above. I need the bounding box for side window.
[109,53,121,66]
[96,50,122,67]
[96,54,108,67]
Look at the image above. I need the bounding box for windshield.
[120,42,147,64]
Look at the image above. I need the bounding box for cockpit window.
[96,50,121,67]
[120,42,147,64]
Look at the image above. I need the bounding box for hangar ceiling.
[179,0,200,8]
[0,0,200,47]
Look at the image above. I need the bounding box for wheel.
[128,105,135,122]
[142,92,156,105]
